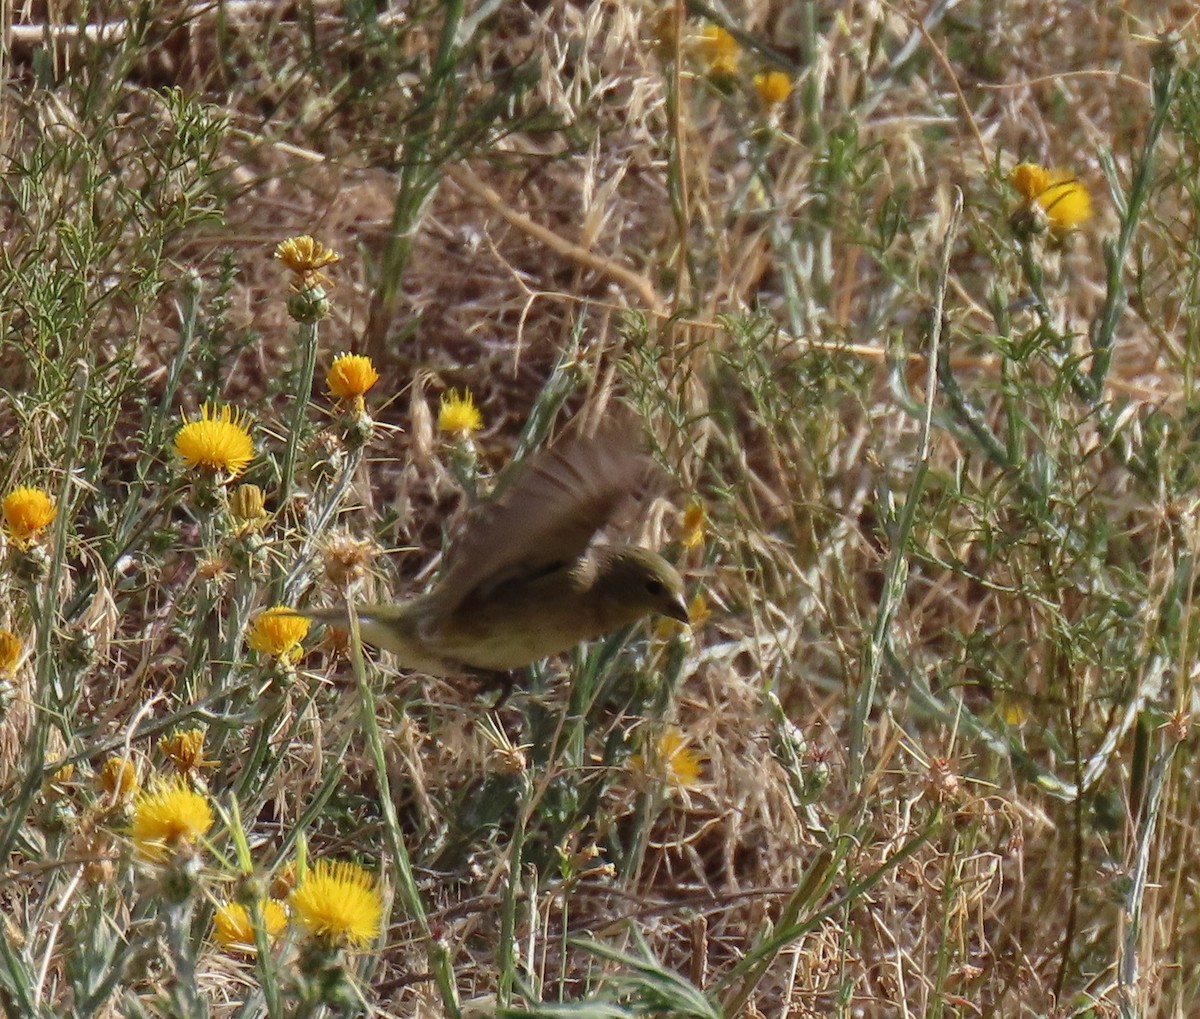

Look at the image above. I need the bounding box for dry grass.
[3,1,1200,1017]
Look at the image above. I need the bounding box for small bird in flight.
[304,417,689,680]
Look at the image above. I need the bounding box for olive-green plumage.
[304,421,688,677]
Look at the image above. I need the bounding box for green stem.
[346,606,462,1019]
[850,190,961,790]
[0,363,90,860]
[1089,48,1177,392]
[279,318,320,506]
[367,0,466,351]
[497,775,531,1008]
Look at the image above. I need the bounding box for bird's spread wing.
[431,417,659,617]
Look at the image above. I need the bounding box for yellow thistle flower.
[3,487,56,546]
[0,630,21,674]
[1009,162,1052,200]
[99,756,139,800]
[274,235,340,289]
[753,70,793,107]
[707,55,738,81]
[696,24,739,78]
[213,899,289,954]
[174,403,255,478]
[229,484,270,532]
[681,502,705,550]
[275,235,341,274]
[327,353,380,407]
[1041,179,1091,231]
[158,729,219,777]
[685,592,710,629]
[631,725,703,789]
[247,605,310,663]
[1008,161,1092,234]
[437,389,483,437]
[129,777,214,858]
[999,693,1028,727]
[290,859,382,947]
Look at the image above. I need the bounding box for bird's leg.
[464,668,517,709]
[490,671,517,709]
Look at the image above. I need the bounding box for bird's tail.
[295,603,422,660]
[297,605,351,627]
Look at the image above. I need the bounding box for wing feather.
[432,418,658,616]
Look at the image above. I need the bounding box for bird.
[303,417,690,681]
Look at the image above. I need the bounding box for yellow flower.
[247,605,310,662]
[1008,161,1092,233]
[998,693,1028,727]
[680,502,705,550]
[174,403,255,478]
[437,389,483,437]
[685,592,710,629]
[658,726,704,788]
[1009,162,1052,200]
[129,777,213,858]
[229,484,270,532]
[753,70,793,107]
[290,859,382,947]
[51,760,75,784]
[631,725,703,789]
[158,729,219,777]
[0,630,21,674]
[274,235,340,289]
[3,487,56,546]
[1040,179,1091,230]
[327,354,380,406]
[99,756,139,800]
[698,24,740,74]
[213,899,289,954]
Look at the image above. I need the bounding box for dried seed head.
[926,756,961,805]
[322,532,377,591]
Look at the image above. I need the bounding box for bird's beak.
[665,598,690,625]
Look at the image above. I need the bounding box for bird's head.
[592,546,689,626]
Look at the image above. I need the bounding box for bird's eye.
[645,579,666,597]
